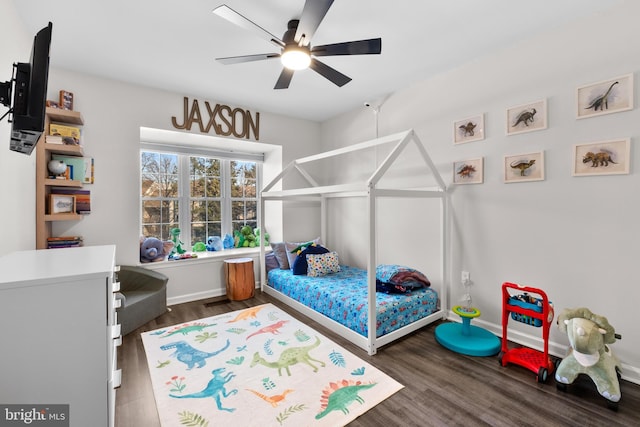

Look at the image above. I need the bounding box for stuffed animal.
[234,225,257,248]
[140,236,174,263]
[169,227,186,255]
[254,227,270,246]
[192,242,207,252]
[555,307,622,409]
[222,233,234,249]
[206,236,223,251]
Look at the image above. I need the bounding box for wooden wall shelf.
[45,178,84,187]
[36,107,87,249]
[45,213,83,221]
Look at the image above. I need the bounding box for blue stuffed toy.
[206,236,223,251]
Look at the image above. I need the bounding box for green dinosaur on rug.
[250,336,325,376]
[161,322,217,337]
[315,380,377,419]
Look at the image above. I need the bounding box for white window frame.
[140,148,262,251]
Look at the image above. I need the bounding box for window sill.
[140,246,271,271]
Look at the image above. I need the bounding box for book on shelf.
[49,122,81,145]
[47,236,83,249]
[52,155,85,182]
[46,135,64,144]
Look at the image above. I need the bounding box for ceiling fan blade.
[274,68,295,90]
[213,5,284,49]
[311,38,382,56]
[294,0,335,46]
[216,53,280,65]
[309,58,351,87]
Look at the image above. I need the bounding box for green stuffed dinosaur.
[170,227,186,255]
[555,307,622,409]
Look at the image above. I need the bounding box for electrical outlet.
[461,271,470,283]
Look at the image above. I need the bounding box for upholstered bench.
[115,265,169,335]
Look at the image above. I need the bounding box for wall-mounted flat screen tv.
[0,22,52,155]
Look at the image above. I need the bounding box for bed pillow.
[265,252,280,274]
[291,244,329,275]
[307,251,341,277]
[285,237,322,270]
[270,242,290,269]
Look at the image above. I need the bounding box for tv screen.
[8,22,53,155]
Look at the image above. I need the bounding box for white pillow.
[307,251,340,277]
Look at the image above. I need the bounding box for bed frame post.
[367,183,377,355]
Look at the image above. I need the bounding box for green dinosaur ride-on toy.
[555,307,623,410]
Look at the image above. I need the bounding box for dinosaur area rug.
[141,303,403,427]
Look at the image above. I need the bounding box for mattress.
[268,265,439,337]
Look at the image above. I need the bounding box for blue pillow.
[291,245,329,275]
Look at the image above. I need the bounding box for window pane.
[244,178,256,197]
[142,224,160,238]
[142,200,161,223]
[191,224,206,245]
[206,177,221,197]
[191,200,206,222]
[232,201,245,221]
[207,200,221,221]
[245,201,256,220]
[191,156,221,198]
[191,176,206,198]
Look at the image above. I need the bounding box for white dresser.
[0,245,120,427]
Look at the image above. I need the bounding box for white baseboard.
[167,282,259,306]
[445,311,640,386]
[167,289,225,306]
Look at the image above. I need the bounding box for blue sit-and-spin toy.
[434,274,501,356]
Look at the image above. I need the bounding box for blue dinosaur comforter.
[268,265,438,337]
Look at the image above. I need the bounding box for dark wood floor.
[116,291,640,426]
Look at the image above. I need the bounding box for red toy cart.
[500,282,555,383]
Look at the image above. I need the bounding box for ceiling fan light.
[281,47,311,70]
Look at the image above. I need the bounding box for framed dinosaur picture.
[453,157,483,184]
[576,74,633,119]
[572,138,630,176]
[506,99,547,136]
[503,151,545,183]
[453,114,484,144]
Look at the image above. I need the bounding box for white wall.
[0,1,321,304]
[321,2,640,383]
[0,0,35,252]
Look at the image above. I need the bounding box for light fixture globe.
[281,45,311,70]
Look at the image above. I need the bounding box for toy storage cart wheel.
[537,367,548,383]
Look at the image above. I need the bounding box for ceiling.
[13,0,621,122]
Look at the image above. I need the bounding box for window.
[141,150,259,250]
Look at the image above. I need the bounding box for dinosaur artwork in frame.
[453,114,484,144]
[506,99,547,136]
[576,74,633,119]
[453,157,483,184]
[572,138,630,176]
[504,151,545,183]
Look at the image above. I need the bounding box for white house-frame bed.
[259,129,449,355]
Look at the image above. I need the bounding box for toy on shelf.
[169,228,186,255]
[434,274,501,357]
[500,282,555,383]
[140,236,174,263]
[206,236,223,251]
[555,307,622,410]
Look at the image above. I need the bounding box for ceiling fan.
[212,0,382,89]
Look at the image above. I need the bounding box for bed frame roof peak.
[262,129,446,200]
